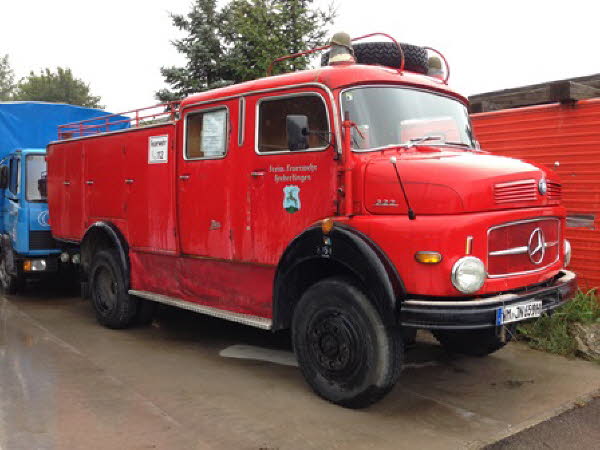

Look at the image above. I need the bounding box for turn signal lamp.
[415,251,442,264]
[321,218,335,234]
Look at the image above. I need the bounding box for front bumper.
[400,270,577,330]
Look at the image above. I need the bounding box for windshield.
[341,87,476,151]
[26,155,47,202]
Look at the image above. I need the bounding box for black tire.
[0,249,24,295]
[432,327,513,357]
[292,278,403,408]
[134,299,157,326]
[89,249,136,329]
[321,42,429,74]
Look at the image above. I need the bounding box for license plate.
[496,301,543,325]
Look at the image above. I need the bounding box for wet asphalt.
[1,282,599,449]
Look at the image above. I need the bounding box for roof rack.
[267,32,405,76]
[57,101,180,139]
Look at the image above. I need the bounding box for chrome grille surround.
[487,217,561,278]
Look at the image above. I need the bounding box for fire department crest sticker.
[283,185,301,213]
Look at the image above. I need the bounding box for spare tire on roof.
[321,42,429,74]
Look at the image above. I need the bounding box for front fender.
[273,223,405,330]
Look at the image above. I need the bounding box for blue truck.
[0,102,126,293]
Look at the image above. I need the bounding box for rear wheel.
[89,249,136,329]
[432,328,512,357]
[292,278,403,408]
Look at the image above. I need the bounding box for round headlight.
[564,239,571,267]
[451,256,486,294]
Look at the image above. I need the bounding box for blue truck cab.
[0,148,62,292]
[0,101,128,294]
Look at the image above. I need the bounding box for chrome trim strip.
[489,246,528,256]
[129,290,273,330]
[403,271,575,307]
[489,240,558,257]
[487,217,561,279]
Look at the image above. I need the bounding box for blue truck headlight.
[24,259,47,272]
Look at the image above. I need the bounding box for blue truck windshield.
[26,155,47,202]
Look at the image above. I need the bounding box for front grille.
[547,181,562,202]
[494,179,537,204]
[488,218,560,277]
[29,230,57,250]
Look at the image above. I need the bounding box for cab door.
[245,90,338,265]
[177,101,237,259]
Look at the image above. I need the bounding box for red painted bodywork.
[46,63,568,319]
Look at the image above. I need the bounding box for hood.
[363,148,561,215]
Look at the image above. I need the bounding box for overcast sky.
[1,0,597,113]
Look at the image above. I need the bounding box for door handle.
[125,179,134,184]
[86,180,94,185]
[179,175,191,181]
[63,181,71,186]
[251,171,265,177]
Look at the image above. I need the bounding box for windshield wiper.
[405,135,444,149]
[443,141,471,148]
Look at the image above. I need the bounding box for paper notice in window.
[202,110,226,157]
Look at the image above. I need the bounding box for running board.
[129,290,273,330]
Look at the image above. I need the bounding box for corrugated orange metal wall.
[472,98,600,291]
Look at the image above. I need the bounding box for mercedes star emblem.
[527,227,546,265]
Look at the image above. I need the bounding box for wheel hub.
[308,311,363,377]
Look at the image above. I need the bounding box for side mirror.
[286,115,309,151]
[0,166,8,189]
[38,172,48,198]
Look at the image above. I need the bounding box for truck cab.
[0,148,61,293]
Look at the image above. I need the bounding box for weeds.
[517,290,600,359]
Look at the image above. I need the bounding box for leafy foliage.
[14,67,103,108]
[517,290,600,358]
[157,0,336,102]
[0,54,16,101]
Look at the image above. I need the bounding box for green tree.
[14,67,103,108]
[0,54,16,101]
[157,0,336,102]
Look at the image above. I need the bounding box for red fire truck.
[47,34,576,408]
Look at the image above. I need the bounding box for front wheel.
[292,278,403,409]
[0,249,24,295]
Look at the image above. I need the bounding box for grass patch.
[517,290,600,358]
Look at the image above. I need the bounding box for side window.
[185,108,228,159]
[9,158,20,195]
[258,94,329,153]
